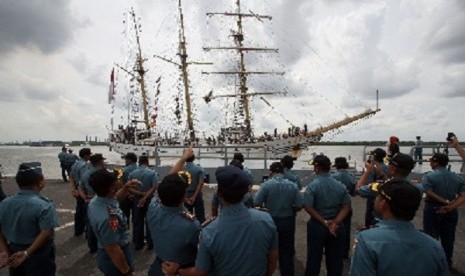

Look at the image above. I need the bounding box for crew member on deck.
[0,162,58,275]
[120,153,138,226]
[281,155,302,189]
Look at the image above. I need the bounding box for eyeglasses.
[177,170,192,185]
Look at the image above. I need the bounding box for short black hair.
[185,155,195,163]
[313,155,331,172]
[89,169,117,197]
[233,152,244,163]
[379,179,421,221]
[79,148,92,158]
[229,159,244,170]
[217,185,248,204]
[16,174,44,187]
[138,155,149,165]
[270,162,284,174]
[280,155,294,169]
[16,162,44,188]
[158,173,188,206]
[216,166,251,204]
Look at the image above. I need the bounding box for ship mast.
[116,8,150,130]
[155,0,211,142]
[203,0,285,141]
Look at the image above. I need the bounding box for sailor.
[87,169,136,276]
[0,162,58,275]
[355,152,416,227]
[355,148,388,227]
[350,179,449,276]
[304,155,351,276]
[120,152,138,226]
[183,153,206,223]
[162,165,279,276]
[281,155,302,189]
[69,147,92,236]
[0,165,6,202]
[211,155,254,217]
[127,155,158,250]
[414,136,424,164]
[331,157,357,259]
[64,149,78,175]
[58,146,68,182]
[147,149,200,276]
[78,153,106,253]
[422,153,465,269]
[254,162,303,276]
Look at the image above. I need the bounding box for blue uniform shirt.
[332,169,356,194]
[422,167,465,202]
[122,163,138,183]
[196,203,278,275]
[70,159,88,186]
[58,151,67,164]
[78,165,99,198]
[254,175,303,217]
[283,168,302,189]
[350,219,450,276]
[303,173,351,219]
[184,162,206,195]
[88,197,130,249]
[128,166,158,195]
[147,201,200,265]
[0,190,58,244]
[212,191,254,209]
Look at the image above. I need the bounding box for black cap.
[90,154,106,164]
[372,178,421,220]
[430,153,449,166]
[313,155,331,170]
[389,153,415,171]
[124,152,138,163]
[16,162,43,181]
[215,165,252,190]
[269,162,284,173]
[372,148,387,159]
[333,157,349,169]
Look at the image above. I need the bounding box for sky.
[0,0,464,143]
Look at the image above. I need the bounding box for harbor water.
[1,145,463,179]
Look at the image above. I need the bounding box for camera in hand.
[446,132,455,142]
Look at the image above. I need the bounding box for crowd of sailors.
[0,134,465,276]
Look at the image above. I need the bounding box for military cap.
[215,165,252,190]
[389,153,415,171]
[16,162,43,181]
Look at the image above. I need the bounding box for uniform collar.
[220,202,247,215]
[18,189,40,196]
[95,196,118,207]
[378,219,414,229]
[160,203,186,213]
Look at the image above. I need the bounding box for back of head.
[158,173,189,206]
[333,157,349,169]
[229,159,244,170]
[185,153,195,163]
[389,153,415,177]
[16,162,44,187]
[430,153,449,167]
[215,165,252,204]
[233,152,244,163]
[313,155,331,172]
[379,179,421,221]
[280,155,294,169]
[373,148,387,162]
[138,155,149,165]
[124,152,138,163]
[269,162,284,174]
[89,169,117,197]
[79,148,92,158]
[90,154,105,166]
[62,146,67,152]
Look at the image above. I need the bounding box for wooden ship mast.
[115,7,150,131]
[203,0,285,141]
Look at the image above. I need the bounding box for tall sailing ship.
[108,1,380,159]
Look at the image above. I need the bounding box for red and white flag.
[108,68,115,104]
